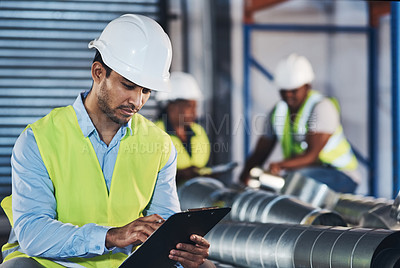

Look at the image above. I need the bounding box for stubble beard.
[97,83,130,126]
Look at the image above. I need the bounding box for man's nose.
[284,90,294,95]
[282,90,296,98]
[128,88,144,108]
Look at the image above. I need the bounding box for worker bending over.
[239,53,360,193]
[1,14,211,268]
[155,72,211,186]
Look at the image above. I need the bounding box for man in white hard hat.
[1,14,212,268]
[155,72,211,185]
[239,53,360,193]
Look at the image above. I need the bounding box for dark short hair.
[93,50,112,77]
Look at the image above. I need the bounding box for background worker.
[155,72,211,186]
[239,53,360,193]
[1,14,211,268]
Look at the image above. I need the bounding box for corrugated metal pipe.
[249,169,339,209]
[178,177,346,226]
[230,189,345,226]
[205,221,400,268]
[359,191,400,229]
[333,193,392,226]
[178,177,237,211]
[280,172,339,209]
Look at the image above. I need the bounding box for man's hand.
[169,234,210,268]
[238,171,250,186]
[269,162,282,176]
[105,214,164,248]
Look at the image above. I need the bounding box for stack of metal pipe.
[179,178,400,267]
[230,189,345,226]
[252,170,400,229]
[205,221,400,268]
[178,177,345,226]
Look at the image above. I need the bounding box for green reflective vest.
[271,90,358,171]
[2,105,172,267]
[154,120,210,170]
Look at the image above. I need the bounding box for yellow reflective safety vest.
[2,106,172,267]
[271,90,358,171]
[154,120,210,170]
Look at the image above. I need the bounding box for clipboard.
[118,207,231,268]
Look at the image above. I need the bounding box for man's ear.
[91,61,106,84]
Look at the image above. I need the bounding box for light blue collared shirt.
[8,92,181,266]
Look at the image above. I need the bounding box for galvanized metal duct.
[249,169,339,209]
[231,189,346,226]
[205,221,400,268]
[280,172,339,209]
[177,177,237,211]
[359,193,400,229]
[360,205,400,229]
[179,178,345,226]
[333,193,392,225]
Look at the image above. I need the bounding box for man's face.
[97,70,151,125]
[169,99,197,126]
[279,84,309,111]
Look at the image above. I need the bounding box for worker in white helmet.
[239,53,360,193]
[155,72,211,186]
[1,15,212,268]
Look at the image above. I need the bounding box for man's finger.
[169,249,205,268]
[175,243,208,256]
[190,234,210,248]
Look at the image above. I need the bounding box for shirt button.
[96,246,100,250]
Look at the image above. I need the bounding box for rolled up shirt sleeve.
[11,128,110,258]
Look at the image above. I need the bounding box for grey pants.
[0,257,43,268]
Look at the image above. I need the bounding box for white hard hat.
[88,14,172,92]
[274,53,315,90]
[155,72,203,102]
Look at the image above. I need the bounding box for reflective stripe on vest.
[272,90,358,170]
[155,120,210,170]
[2,106,172,267]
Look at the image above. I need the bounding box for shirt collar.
[72,90,133,138]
